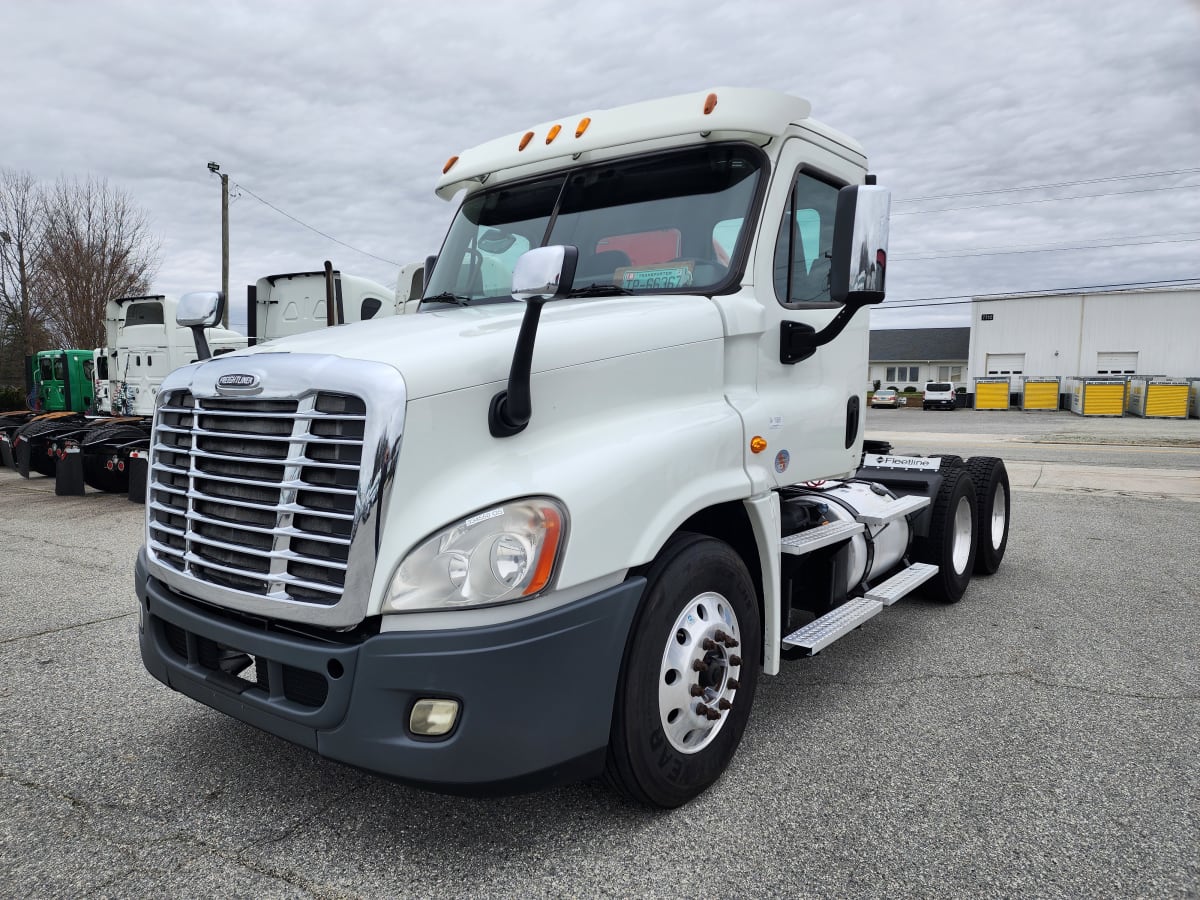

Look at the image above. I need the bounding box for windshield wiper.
[567,283,634,298]
[422,292,471,306]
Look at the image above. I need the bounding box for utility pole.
[207,162,230,327]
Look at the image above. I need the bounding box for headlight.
[384,498,566,613]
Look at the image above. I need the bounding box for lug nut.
[689,684,704,697]
[692,659,708,672]
[705,707,722,721]
[702,638,716,651]
[718,698,732,710]
[727,679,740,690]
[729,654,742,667]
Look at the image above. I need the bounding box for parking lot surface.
[1,411,1197,898]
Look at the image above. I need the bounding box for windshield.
[424,144,764,303]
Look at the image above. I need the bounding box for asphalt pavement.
[1,410,1197,898]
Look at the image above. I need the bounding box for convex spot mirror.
[830,184,891,307]
[177,291,226,327]
[511,246,578,301]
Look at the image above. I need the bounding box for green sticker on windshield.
[617,262,694,290]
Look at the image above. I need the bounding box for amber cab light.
[545,124,562,144]
[442,155,459,174]
[750,436,767,454]
[575,117,591,138]
[704,92,718,115]
[518,131,534,151]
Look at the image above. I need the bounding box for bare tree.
[38,176,160,350]
[0,169,46,393]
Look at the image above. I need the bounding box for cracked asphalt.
[1,410,1198,898]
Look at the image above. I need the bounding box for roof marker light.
[545,124,562,144]
[575,117,591,138]
[442,155,459,174]
[519,131,534,151]
[704,92,718,115]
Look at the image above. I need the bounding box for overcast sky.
[3,0,1198,333]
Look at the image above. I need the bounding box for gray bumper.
[136,548,644,794]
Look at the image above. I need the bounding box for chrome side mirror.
[830,184,890,305]
[177,291,226,327]
[511,246,578,301]
[177,291,226,360]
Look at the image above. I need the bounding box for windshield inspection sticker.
[866,454,942,471]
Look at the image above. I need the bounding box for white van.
[923,381,957,410]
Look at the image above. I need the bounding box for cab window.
[774,171,841,304]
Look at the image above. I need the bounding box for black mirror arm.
[779,293,882,364]
[489,298,548,437]
[191,326,213,361]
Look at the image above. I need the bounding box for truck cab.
[136,88,1009,807]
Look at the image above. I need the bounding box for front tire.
[965,457,1010,574]
[913,467,978,603]
[605,533,761,808]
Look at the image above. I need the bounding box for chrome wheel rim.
[952,495,973,574]
[658,591,742,754]
[990,482,1008,549]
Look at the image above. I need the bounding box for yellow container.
[1021,379,1059,411]
[1127,378,1189,418]
[1067,377,1125,416]
[974,379,1010,410]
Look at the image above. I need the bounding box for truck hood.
[239,295,726,399]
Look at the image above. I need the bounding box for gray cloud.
[2,0,1197,333]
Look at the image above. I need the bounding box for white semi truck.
[136,88,1011,807]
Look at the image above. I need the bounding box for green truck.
[0,349,96,475]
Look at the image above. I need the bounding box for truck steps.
[782,597,882,656]
[853,493,930,526]
[781,561,940,655]
[864,562,938,606]
[780,521,864,556]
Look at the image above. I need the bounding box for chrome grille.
[148,389,366,606]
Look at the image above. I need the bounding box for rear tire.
[913,467,978,603]
[605,533,760,808]
[965,457,1010,574]
[932,454,964,468]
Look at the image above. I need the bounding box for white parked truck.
[11,294,246,491]
[136,88,1011,807]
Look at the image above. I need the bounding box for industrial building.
[966,286,1200,409]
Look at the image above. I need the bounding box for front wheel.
[965,457,1010,574]
[912,467,978,603]
[605,533,760,808]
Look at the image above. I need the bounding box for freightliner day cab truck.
[136,88,1011,808]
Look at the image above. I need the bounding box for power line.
[892,232,1200,262]
[233,182,400,266]
[894,166,1200,204]
[872,276,1200,311]
[892,181,1200,216]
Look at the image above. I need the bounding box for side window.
[773,171,840,304]
[360,297,383,320]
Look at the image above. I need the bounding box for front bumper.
[137,548,644,794]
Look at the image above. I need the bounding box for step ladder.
[781,562,939,656]
[854,493,930,526]
[780,521,863,556]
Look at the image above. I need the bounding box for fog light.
[409,698,459,737]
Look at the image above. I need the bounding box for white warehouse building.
[967,286,1200,400]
